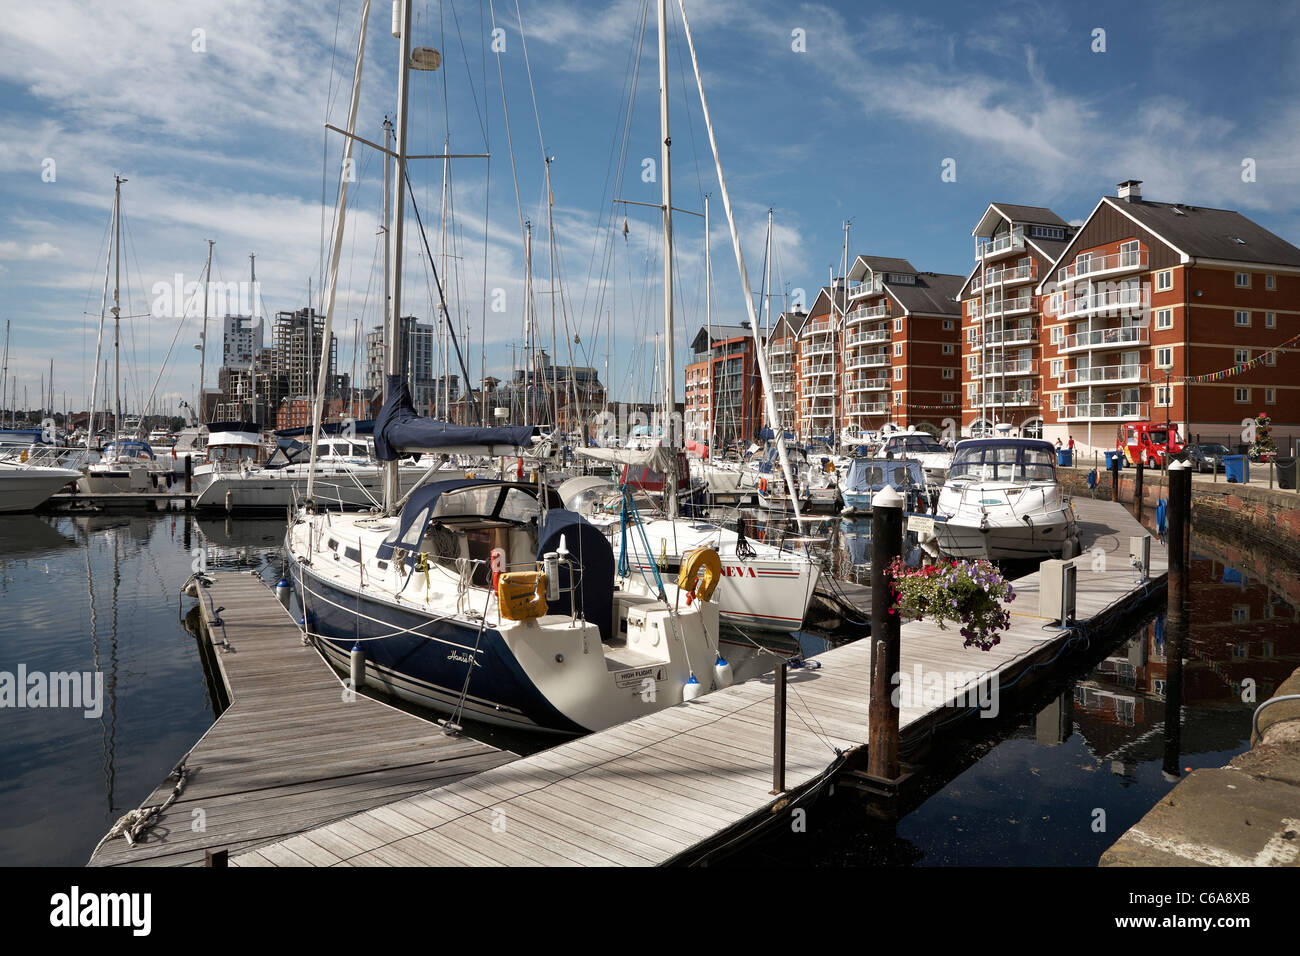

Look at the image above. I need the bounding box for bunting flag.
[1180,333,1298,384]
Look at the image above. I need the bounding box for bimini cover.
[375,479,561,561]
[373,375,534,461]
[845,457,925,493]
[537,508,614,643]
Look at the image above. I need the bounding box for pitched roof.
[989,203,1069,227]
[771,310,808,337]
[1107,197,1300,266]
[690,324,765,353]
[885,273,965,315]
[847,255,917,281]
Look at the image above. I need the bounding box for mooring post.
[868,485,904,781]
[1163,461,1192,777]
[1133,458,1144,519]
[1110,453,1121,502]
[771,661,787,795]
[205,848,228,867]
[185,452,193,494]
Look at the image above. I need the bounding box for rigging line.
[447,0,489,146]
[404,172,482,424]
[319,0,348,317]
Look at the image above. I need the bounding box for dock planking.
[87,572,515,867]
[232,497,1165,867]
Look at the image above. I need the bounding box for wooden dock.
[49,490,196,510]
[87,572,515,867]
[231,497,1166,867]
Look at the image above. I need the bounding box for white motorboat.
[0,459,81,512]
[930,438,1079,561]
[876,429,953,482]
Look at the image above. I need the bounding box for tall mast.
[384,0,414,512]
[381,116,393,409]
[197,238,213,424]
[112,175,126,451]
[657,0,678,517]
[704,195,712,461]
[524,221,533,422]
[0,321,8,432]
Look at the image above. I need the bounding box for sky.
[2,0,1299,419]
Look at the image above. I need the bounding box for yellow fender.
[498,570,549,621]
[677,547,722,603]
[414,552,431,597]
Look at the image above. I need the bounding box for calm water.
[0,508,1294,865]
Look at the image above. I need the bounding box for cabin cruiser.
[0,456,81,512]
[929,438,1078,561]
[77,439,181,494]
[876,430,953,482]
[840,457,933,515]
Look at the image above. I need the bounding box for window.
[1051,359,1063,378]
[1266,274,1276,290]
[942,392,955,404]
[1156,308,1173,329]
[1263,351,1275,366]
[1156,270,1173,291]
[967,383,978,399]
[943,319,954,330]
[941,368,955,379]
[893,367,903,381]
[968,356,979,371]
[1235,310,1251,327]
[1031,225,1066,240]
[894,319,903,333]
[1157,347,1172,368]
[1156,385,1172,407]
[1051,326,1064,345]
[1235,272,1251,288]
[1235,348,1249,364]
[1235,387,1250,403]
[1266,388,1276,404]
[942,343,955,355]
[967,328,978,343]
[1050,392,1064,410]
[1120,239,1140,266]
[893,392,902,406]
[894,343,903,357]
[1266,311,1276,328]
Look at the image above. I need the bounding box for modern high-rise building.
[366,316,438,411]
[273,307,338,401]
[683,323,767,451]
[221,314,263,370]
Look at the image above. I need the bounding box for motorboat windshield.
[948,439,1057,484]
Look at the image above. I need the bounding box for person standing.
[1068,435,1076,452]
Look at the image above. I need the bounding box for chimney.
[1117,180,1142,202]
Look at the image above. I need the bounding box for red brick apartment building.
[683,323,766,451]
[765,309,805,438]
[959,203,1076,439]
[795,285,845,440]
[844,256,964,437]
[1036,181,1300,455]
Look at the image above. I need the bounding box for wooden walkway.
[232,498,1166,867]
[87,573,515,866]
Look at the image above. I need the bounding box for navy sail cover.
[373,375,534,461]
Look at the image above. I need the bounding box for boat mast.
[0,321,8,433]
[197,238,213,425]
[381,116,393,409]
[112,175,126,453]
[384,0,414,514]
[704,195,711,461]
[657,0,678,518]
[674,0,801,521]
[524,220,533,422]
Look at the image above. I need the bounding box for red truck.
[1118,421,1184,468]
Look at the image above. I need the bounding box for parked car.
[1184,442,1231,473]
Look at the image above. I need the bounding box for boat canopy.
[575,445,675,473]
[374,376,534,459]
[375,479,561,560]
[949,438,1057,482]
[102,440,156,460]
[537,508,615,642]
[844,457,926,493]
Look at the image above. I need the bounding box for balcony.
[847,276,884,299]
[1060,401,1150,422]
[846,352,890,371]
[802,362,836,379]
[847,402,889,415]
[971,389,1039,407]
[1058,324,1149,354]
[979,294,1034,319]
[768,341,793,357]
[1056,248,1147,285]
[803,383,835,397]
[971,261,1036,293]
[802,340,835,358]
[768,358,793,373]
[979,326,1039,348]
[845,302,890,326]
[1059,363,1149,386]
[846,328,890,347]
[979,358,1039,378]
[846,377,889,392]
[975,227,1025,262]
[1058,286,1149,321]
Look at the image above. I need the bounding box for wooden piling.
[867,487,904,781]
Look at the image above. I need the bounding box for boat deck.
[87,572,515,867]
[230,497,1165,866]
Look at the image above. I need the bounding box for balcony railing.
[846,377,889,392]
[975,227,1025,261]
[1059,324,1149,353]
[802,362,836,378]
[1060,401,1150,422]
[971,389,1039,407]
[979,326,1039,347]
[803,383,835,397]
[846,352,890,371]
[802,341,835,357]
[845,302,890,325]
[979,358,1039,377]
[971,261,1036,293]
[847,276,884,299]
[1058,286,1149,321]
[978,294,1034,318]
[846,328,890,346]
[1056,248,1147,285]
[847,402,889,415]
[1059,363,1149,386]
[768,341,793,356]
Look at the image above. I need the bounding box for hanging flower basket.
[887,557,1015,651]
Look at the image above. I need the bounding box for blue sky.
[2,0,1298,417]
